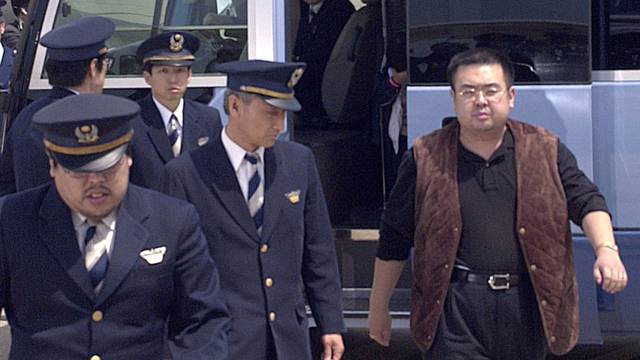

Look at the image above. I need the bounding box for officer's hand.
[593,247,628,294]
[321,333,344,360]
[390,69,408,86]
[367,307,392,347]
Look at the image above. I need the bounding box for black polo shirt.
[377,129,609,273]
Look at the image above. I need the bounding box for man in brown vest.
[367,47,627,359]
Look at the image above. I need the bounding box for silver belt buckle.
[488,273,510,290]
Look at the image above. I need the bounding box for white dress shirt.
[221,126,264,200]
[72,210,117,258]
[309,1,324,21]
[152,97,184,133]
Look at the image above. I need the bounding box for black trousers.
[423,277,547,360]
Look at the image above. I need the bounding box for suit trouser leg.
[423,279,546,360]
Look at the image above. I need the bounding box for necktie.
[308,9,316,24]
[84,223,109,292]
[168,114,182,157]
[245,153,264,235]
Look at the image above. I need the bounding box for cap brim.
[264,97,301,112]
[54,144,128,173]
[146,60,194,67]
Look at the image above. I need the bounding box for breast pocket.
[128,260,175,299]
[280,190,305,229]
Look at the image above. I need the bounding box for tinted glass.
[608,0,640,69]
[407,0,590,85]
[47,0,247,77]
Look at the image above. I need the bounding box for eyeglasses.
[62,156,125,181]
[102,56,114,72]
[456,87,507,102]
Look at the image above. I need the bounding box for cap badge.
[169,33,184,52]
[288,68,305,88]
[75,124,99,144]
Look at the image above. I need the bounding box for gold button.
[530,264,537,272]
[427,335,432,340]
[519,227,526,235]
[541,300,547,307]
[90,356,101,360]
[436,299,441,305]
[265,278,273,288]
[453,227,459,232]
[260,244,269,253]
[550,335,557,343]
[269,312,276,321]
[444,264,449,269]
[92,310,103,322]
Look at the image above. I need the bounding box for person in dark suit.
[0,0,28,53]
[130,32,222,189]
[0,16,114,195]
[293,0,354,127]
[0,93,231,359]
[0,11,14,89]
[161,60,346,360]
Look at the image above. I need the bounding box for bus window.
[407,0,590,85]
[45,0,247,77]
[608,0,640,69]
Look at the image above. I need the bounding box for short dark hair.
[143,62,154,74]
[45,53,106,87]
[223,88,255,115]
[446,47,514,89]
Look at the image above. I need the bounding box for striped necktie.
[308,9,316,23]
[168,114,182,157]
[245,153,264,235]
[84,223,109,292]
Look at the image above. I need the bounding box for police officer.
[161,60,346,360]
[0,16,114,195]
[0,94,231,359]
[130,31,222,189]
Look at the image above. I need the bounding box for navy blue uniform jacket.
[0,184,231,359]
[160,135,345,360]
[0,87,74,196]
[130,95,222,189]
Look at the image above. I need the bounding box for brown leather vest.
[410,120,579,355]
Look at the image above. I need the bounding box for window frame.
[28,0,283,90]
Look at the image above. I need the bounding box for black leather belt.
[452,268,526,290]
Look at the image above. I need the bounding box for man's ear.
[48,156,57,178]
[228,94,240,115]
[88,58,100,78]
[143,70,152,85]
